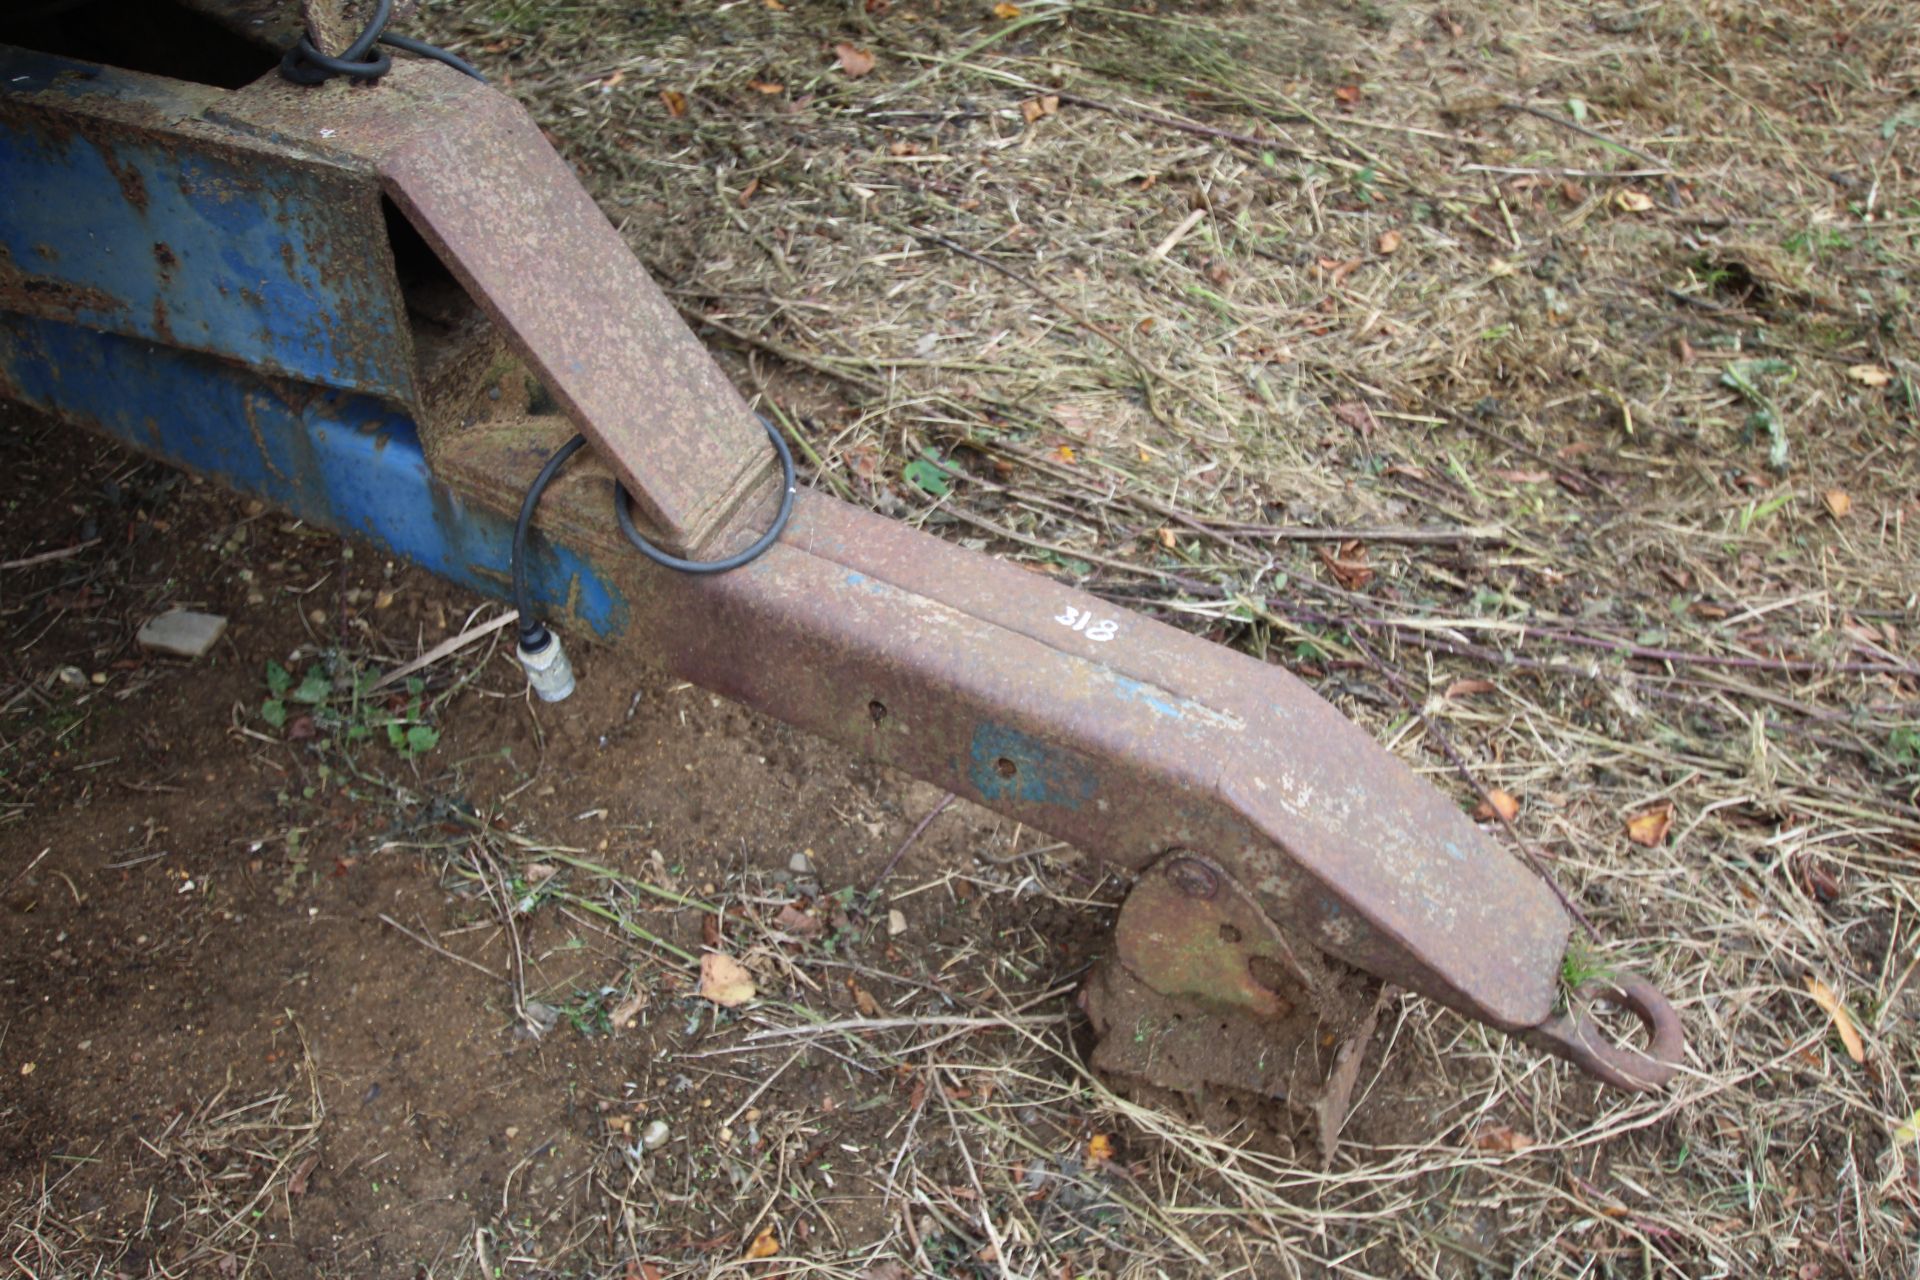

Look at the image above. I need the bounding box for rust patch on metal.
[1113,854,1318,1021]
[96,141,149,214]
[224,62,775,555]
[0,256,126,322]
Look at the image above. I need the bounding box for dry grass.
[5,1041,324,1279]
[10,0,1920,1275]
[436,0,1917,1274]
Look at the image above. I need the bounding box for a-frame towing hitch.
[0,12,1683,1119]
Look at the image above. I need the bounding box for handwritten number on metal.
[1055,605,1119,642]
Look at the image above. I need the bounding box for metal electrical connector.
[515,625,575,702]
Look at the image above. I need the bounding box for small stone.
[136,610,228,659]
[887,909,908,937]
[54,666,88,689]
[788,850,815,876]
[639,1119,670,1151]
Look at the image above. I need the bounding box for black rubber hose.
[379,31,486,82]
[511,418,795,645]
[613,417,796,573]
[279,0,390,84]
[511,434,588,646]
[281,0,486,86]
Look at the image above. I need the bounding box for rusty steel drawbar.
[0,1,1684,1101]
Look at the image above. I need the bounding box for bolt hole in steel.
[1163,854,1219,900]
[993,756,1018,780]
[868,699,888,725]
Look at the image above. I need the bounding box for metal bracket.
[215,61,778,557]
[1108,852,1320,1021]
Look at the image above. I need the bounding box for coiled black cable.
[280,0,485,85]
[613,420,797,574]
[512,419,796,650]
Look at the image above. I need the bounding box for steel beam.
[0,40,1684,1090]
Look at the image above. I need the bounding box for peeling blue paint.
[968,722,1096,809]
[1101,671,1245,731]
[0,46,413,401]
[0,312,627,638]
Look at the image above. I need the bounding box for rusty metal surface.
[431,416,1577,1037]
[297,0,418,58]
[1524,972,1685,1089]
[1113,853,1310,1021]
[219,61,775,556]
[0,43,1682,1088]
[0,45,416,403]
[1082,954,1329,1104]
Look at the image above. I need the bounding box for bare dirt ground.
[5,1,1920,1277]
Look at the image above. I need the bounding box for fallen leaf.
[1019,94,1060,123]
[743,1225,780,1260]
[764,0,786,8]
[1615,189,1655,213]
[1315,540,1373,590]
[609,988,648,1029]
[1806,976,1865,1063]
[1625,804,1673,848]
[833,42,876,78]
[523,862,557,882]
[1333,84,1362,105]
[1823,488,1852,519]
[1330,400,1377,436]
[659,90,688,117]
[747,79,785,94]
[1444,678,1495,700]
[774,903,823,936]
[698,953,757,1007]
[1377,228,1402,255]
[288,1152,320,1196]
[1319,255,1364,285]
[1086,1133,1115,1164]
[1474,789,1521,823]
[859,1264,912,1280]
[1470,1122,1532,1153]
[1492,468,1551,484]
[1156,527,1177,550]
[1053,444,1077,464]
[990,1,1021,16]
[1895,1111,1920,1145]
[1847,364,1893,387]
